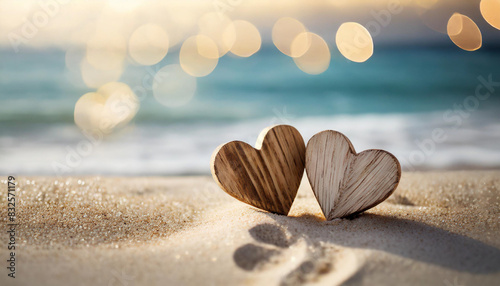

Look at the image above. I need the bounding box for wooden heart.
[306,130,401,220]
[210,125,306,215]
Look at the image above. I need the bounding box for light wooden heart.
[210,125,306,215]
[306,130,401,220]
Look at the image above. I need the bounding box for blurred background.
[1,0,499,175]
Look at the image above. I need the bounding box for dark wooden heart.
[210,125,306,215]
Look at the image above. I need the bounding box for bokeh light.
[336,22,373,63]
[447,15,464,36]
[198,12,235,57]
[128,24,169,65]
[153,64,197,107]
[447,13,482,51]
[224,20,261,57]
[292,32,330,75]
[272,17,308,57]
[180,35,219,77]
[480,0,500,30]
[74,82,139,134]
[289,32,312,59]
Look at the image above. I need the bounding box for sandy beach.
[1,171,499,286]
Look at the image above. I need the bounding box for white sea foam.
[1,111,499,175]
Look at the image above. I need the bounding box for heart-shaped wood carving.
[306,130,401,220]
[210,125,306,215]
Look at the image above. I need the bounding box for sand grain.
[0,172,499,285]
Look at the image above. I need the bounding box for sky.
[0,0,498,51]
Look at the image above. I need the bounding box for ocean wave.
[1,111,499,175]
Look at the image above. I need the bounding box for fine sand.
[1,171,500,285]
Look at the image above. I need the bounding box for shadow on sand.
[234,212,500,274]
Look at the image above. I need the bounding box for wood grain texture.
[305,130,401,220]
[210,125,306,215]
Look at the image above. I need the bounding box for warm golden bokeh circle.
[198,12,235,57]
[75,92,104,132]
[224,20,261,57]
[336,22,373,63]
[128,24,169,66]
[290,32,313,59]
[74,82,139,134]
[292,32,330,75]
[272,17,308,57]
[480,0,500,30]
[153,64,197,107]
[447,14,464,36]
[180,35,219,77]
[447,13,482,51]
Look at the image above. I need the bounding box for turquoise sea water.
[1,45,500,175]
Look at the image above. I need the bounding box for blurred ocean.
[1,45,500,175]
